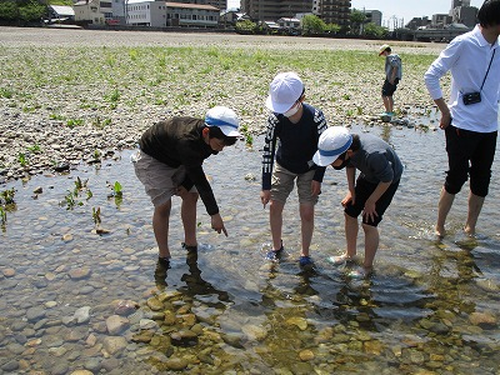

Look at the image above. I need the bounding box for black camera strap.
[480,48,496,91]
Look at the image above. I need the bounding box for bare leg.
[388,96,394,113]
[382,96,390,113]
[269,200,285,251]
[362,223,379,271]
[152,199,172,258]
[464,192,485,236]
[345,213,358,258]
[181,192,199,247]
[299,203,314,257]
[436,187,455,237]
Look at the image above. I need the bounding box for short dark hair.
[385,47,392,54]
[207,126,237,146]
[478,0,500,27]
[350,134,361,152]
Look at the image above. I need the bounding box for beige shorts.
[132,150,197,207]
[271,163,318,205]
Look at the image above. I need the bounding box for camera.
[463,92,481,105]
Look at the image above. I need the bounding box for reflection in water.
[180,248,231,303]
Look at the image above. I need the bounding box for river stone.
[68,267,91,280]
[286,317,308,330]
[469,311,497,328]
[74,306,91,324]
[139,319,157,330]
[170,329,198,347]
[241,324,268,341]
[102,336,127,355]
[113,299,139,316]
[106,315,129,335]
[2,268,16,277]
[70,370,93,375]
[146,297,164,311]
[221,332,245,348]
[165,357,188,371]
[1,360,19,372]
[26,306,46,322]
[299,349,315,361]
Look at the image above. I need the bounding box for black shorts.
[382,78,399,97]
[344,177,400,227]
[444,125,497,197]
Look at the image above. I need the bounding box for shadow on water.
[1,122,500,373]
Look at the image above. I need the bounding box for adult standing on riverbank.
[424,0,500,238]
[132,106,241,267]
[260,72,327,267]
[379,44,402,119]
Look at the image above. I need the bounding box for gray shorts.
[132,150,197,207]
[271,163,318,205]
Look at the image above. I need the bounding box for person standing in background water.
[379,44,402,119]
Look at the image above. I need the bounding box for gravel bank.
[0,27,446,183]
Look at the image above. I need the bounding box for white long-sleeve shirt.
[424,25,500,133]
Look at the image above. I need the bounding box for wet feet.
[265,242,284,262]
[327,253,353,266]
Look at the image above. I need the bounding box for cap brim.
[265,95,294,114]
[219,126,241,137]
[313,151,340,167]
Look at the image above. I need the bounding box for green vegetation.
[0,188,17,230]
[0,44,439,132]
[0,0,46,25]
[301,14,341,36]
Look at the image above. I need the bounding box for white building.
[74,0,113,25]
[126,0,219,28]
[127,0,166,26]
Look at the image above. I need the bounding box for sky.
[227,0,485,27]
[350,0,485,28]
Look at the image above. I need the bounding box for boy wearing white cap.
[133,106,241,268]
[313,127,403,277]
[379,44,402,118]
[261,72,328,267]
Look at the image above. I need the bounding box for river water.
[1,122,500,374]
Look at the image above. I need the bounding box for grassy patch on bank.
[0,45,439,122]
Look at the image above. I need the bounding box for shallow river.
[1,122,500,374]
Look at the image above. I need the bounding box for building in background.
[166,2,220,27]
[361,9,381,26]
[170,0,228,10]
[46,5,75,24]
[450,0,477,28]
[74,0,111,25]
[125,0,219,27]
[311,0,351,27]
[241,0,315,22]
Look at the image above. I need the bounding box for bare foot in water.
[464,225,475,237]
[435,225,446,238]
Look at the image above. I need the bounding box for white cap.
[265,72,304,114]
[379,44,391,56]
[313,127,353,167]
[205,106,241,137]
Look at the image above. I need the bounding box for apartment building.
[241,0,314,22]
[312,0,351,26]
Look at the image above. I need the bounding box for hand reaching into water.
[211,213,228,236]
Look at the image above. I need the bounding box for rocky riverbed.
[0,26,446,183]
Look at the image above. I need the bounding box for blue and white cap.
[205,106,241,137]
[313,126,353,167]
